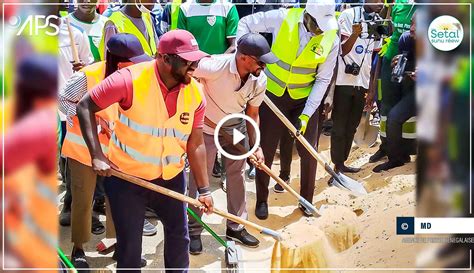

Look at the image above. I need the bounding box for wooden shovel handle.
[109,169,277,236]
[65,17,80,64]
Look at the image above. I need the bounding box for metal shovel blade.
[331,172,368,195]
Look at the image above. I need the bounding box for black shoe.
[369,149,387,163]
[71,248,90,271]
[189,235,202,255]
[403,155,411,163]
[372,160,404,173]
[226,228,259,248]
[335,164,361,173]
[273,178,290,193]
[212,159,222,178]
[93,199,106,215]
[255,202,268,220]
[91,215,105,235]
[59,207,71,226]
[112,252,147,267]
[298,203,313,217]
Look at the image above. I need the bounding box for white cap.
[305,0,338,32]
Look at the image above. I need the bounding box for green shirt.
[385,0,416,61]
[177,0,239,55]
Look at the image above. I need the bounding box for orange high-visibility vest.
[108,60,202,180]
[5,163,57,269]
[61,61,118,166]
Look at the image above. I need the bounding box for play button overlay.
[214,113,261,161]
[233,129,245,145]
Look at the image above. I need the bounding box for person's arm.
[338,10,361,57]
[58,72,87,125]
[100,21,118,60]
[186,128,213,213]
[236,8,285,43]
[193,57,223,81]
[245,105,264,165]
[224,5,239,53]
[340,24,362,57]
[301,37,339,119]
[365,54,381,111]
[76,70,131,176]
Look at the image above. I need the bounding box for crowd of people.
[51,0,417,271]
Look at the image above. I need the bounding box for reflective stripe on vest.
[266,8,337,99]
[380,116,416,139]
[117,114,190,141]
[65,131,109,154]
[111,133,182,166]
[98,11,157,60]
[171,0,182,30]
[108,61,202,180]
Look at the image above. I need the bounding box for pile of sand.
[271,205,361,272]
[271,223,334,272]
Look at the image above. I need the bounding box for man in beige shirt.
[187,33,277,254]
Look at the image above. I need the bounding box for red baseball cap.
[158,30,209,62]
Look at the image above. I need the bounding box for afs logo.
[180,112,190,125]
[10,15,60,36]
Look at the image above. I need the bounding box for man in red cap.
[77,29,213,272]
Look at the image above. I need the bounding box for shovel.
[110,169,282,241]
[263,96,367,195]
[354,111,378,148]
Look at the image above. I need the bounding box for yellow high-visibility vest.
[171,0,182,30]
[108,61,203,180]
[265,8,337,100]
[61,61,118,166]
[98,11,157,60]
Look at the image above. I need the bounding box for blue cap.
[17,54,58,94]
[106,33,153,63]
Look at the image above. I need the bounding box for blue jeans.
[104,172,189,273]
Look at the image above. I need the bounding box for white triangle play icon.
[233,129,245,145]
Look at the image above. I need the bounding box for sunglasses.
[167,54,197,67]
[248,56,265,68]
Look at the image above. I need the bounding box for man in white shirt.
[67,0,109,62]
[331,0,383,173]
[188,33,276,253]
[236,0,339,218]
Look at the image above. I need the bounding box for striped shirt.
[58,72,88,126]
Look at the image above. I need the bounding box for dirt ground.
[58,134,418,272]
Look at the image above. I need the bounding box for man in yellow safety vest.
[76,29,213,271]
[237,0,340,218]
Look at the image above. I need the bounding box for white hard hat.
[305,0,338,32]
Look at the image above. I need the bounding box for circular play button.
[214,113,261,161]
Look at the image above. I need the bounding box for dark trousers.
[278,129,294,181]
[330,85,367,165]
[104,172,189,273]
[380,57,416,158]
[386,90,416,162]
[256,91,320,204]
